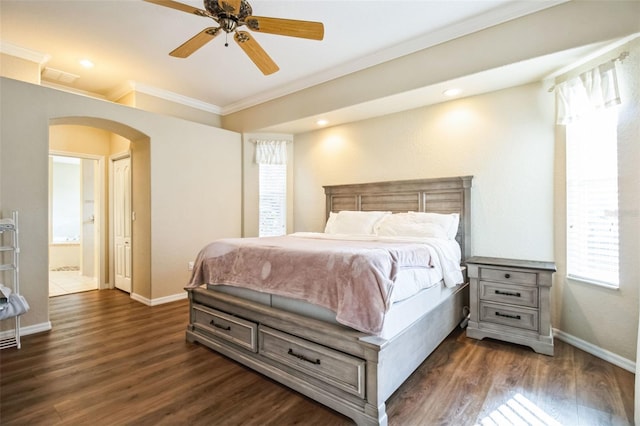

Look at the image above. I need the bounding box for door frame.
[109,151,132,292]
[48,150,106,289]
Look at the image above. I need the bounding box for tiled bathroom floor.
[49,270,98,297]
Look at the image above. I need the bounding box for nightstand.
[465,256,556,356]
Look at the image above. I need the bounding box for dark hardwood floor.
[0,289,634,425]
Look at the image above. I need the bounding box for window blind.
[259,164,286,237]
[566,108,619,287]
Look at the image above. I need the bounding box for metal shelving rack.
[1,211,21,349]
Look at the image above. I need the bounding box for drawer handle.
[209,320,231,331]
[495,290,521,298]
[495,311,521,320]
[504,273,511,279]
[288,348,321,365]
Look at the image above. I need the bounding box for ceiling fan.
[145,0,324,75]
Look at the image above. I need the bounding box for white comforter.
[291,232,463,297]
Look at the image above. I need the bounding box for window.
[566,108,619,287]
[259,163,286,237]
[50,155,81,243]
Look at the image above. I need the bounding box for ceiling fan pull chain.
[225,32,229,47]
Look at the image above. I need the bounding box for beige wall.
[0,53,40,84]
[133,92,222,128]
[112,90,221,128]
[294,82,555,260]
[292,73,639,365]
[553,40,640,364]
[0,77,241,332]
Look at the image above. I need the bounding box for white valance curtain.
[254,140,288,165]
[555,61,621,125]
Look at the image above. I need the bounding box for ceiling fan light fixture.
[220,17,238,33]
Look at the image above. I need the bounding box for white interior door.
[114,157,132,293]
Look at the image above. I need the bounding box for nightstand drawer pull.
[495,290,521,298]
[288,348,321,365]
[210,320,231,331]
[495,311,521,320]
[504,273,511,279]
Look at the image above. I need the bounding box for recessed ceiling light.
[443,88,462,97]
[316,119,328,126]
[79,59,94,69]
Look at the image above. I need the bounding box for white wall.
[0,77,241,332]
[293,82,555,262]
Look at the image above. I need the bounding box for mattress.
[190,233,463,334]
[207,281,458,340]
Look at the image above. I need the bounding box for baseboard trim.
[553,328,635,373]
[0,321,52,339]
[130,291,188,306]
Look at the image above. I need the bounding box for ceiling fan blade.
[234,31,279,75]
[170,27,221,58]
[218,0,242,14]
[245,16,324,40]
[144,0,209,17]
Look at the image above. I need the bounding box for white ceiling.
[3,0,634,134]
[1,0,575,115]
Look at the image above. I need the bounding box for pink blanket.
[187,235,434,334]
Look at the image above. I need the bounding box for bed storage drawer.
[479,281,538,308]
[258,326,366,398]
[479,301,539,332]
[192,304,258,352]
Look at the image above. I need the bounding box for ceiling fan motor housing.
[204,0,252,20]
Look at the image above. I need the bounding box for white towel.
[0,284,29,320]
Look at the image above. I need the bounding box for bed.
[185,175,472,425]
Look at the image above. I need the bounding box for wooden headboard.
[323,176,473,260]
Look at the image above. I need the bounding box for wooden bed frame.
[186,175,473,425]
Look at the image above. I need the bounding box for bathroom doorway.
[48,154,101,296]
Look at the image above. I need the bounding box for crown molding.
[0,41,51,65]
[123,81,223,115]
[41,80,108,100]
[107,81,136,102]
[220,0,567,115]
[544,32,640,81]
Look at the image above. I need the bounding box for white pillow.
[375,213,448,239]
[325,211,390,235]
[406,212,460,240]
[324,212,338,233]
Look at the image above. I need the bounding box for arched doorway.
[48,117,150,298]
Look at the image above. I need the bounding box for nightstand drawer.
[480,267,537,286]
[192,304,258,352]
[259,326,366,398]
[479,301,538,331]
[480,281,538,308]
